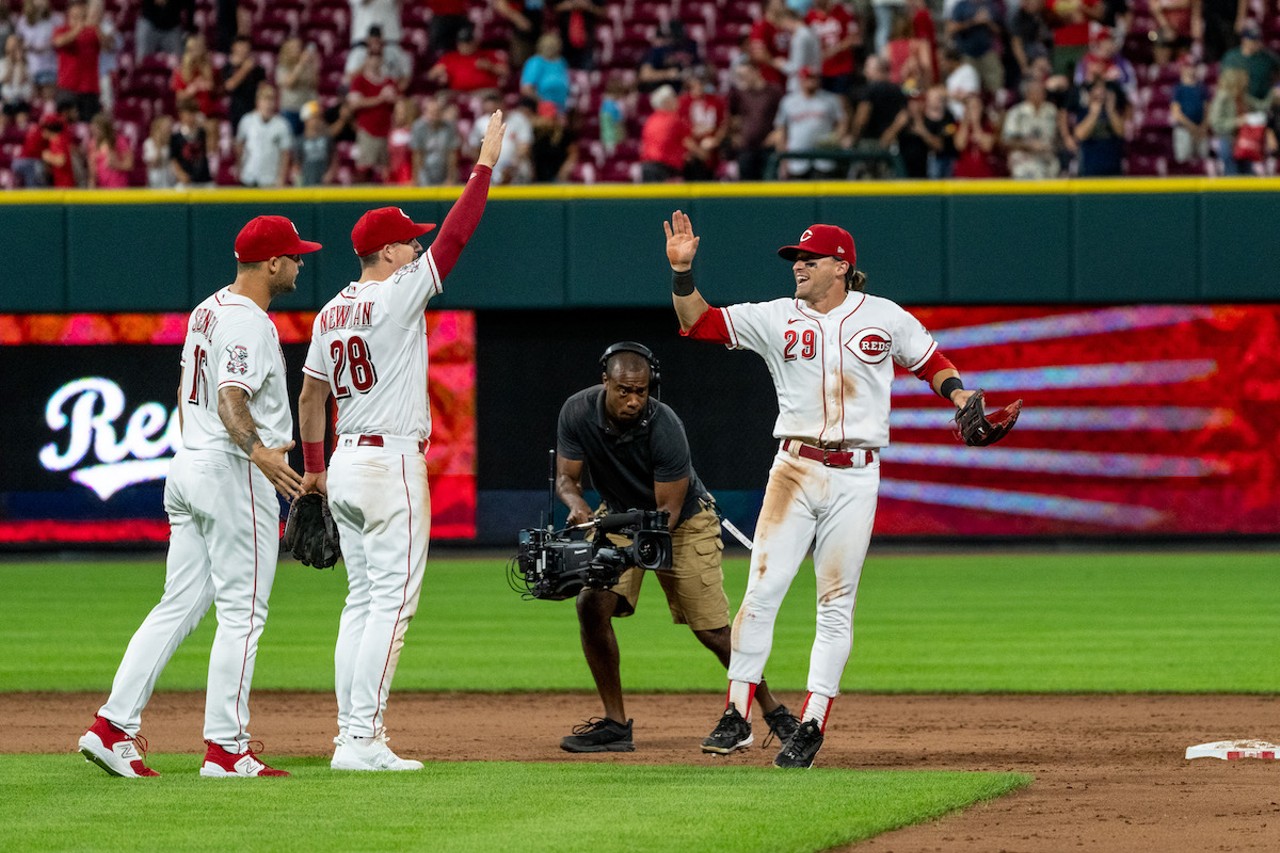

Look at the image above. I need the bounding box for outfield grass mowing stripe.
[0,757,1030,853]
[1,553,1277,693]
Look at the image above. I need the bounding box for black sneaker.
[762,704,800,748]
[560,717,635,753]
[700,707,753,754]
[773,719,824,768]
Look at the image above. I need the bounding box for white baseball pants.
[728,450,879,698]
[98,449,280,752]
[328,437,429,740]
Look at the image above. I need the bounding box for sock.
[800,692,833,732]
[727,681,757,720]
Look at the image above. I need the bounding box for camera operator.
[554,342,799,753]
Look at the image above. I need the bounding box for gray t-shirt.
[556,386,710,526]
[410,117,459,185]
[294,132,333,186]
[776,89,844,172]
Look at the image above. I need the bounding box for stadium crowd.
[2,0,1279,187]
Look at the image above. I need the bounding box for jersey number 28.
[330,336,379,398]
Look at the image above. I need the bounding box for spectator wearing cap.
[135,0,190,61]
[40,114,78,186]
[639,84,692,182]
[553,0,607,70]
[1221,23,1280,101]
[1073,27,1137,103]
[530,99,577,182]
[1066,63,1130,176]
[728,61,784,180]
[276,37,319,137]
[347,52,399,182]
[87,112,133,188]
[638,20,702,95]
[774,65,847,178]
[520,32,572,112]
[344,24,413,91]
[946,0,1003,94]
[52,0,102,121]
[427,26,509,95]
[170,97,213,186]
[350,0,401,46]
[236,83,292,188]
[410,94,460,185]
[294,100,337,186]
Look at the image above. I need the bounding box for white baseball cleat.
[331,733,424,771]
[199,740,290,777]
[78,716,159,778]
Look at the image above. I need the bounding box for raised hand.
[476,110,507,169]
[663,209,700,271]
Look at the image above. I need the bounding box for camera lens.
[636,539,656,565]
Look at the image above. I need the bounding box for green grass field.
[2,550,1275,852]
[2,552,1277,693]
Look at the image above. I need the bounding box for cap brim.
[777,245,805,261]
[409,223,437,240]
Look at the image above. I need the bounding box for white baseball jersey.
[302,249,443,440]
[721,291,937,448]
[180,287,293,455]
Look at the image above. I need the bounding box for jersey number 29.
[783,328,817,361]
[330,336,379,398]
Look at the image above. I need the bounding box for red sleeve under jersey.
[680,307,732,344]
[429,164,492,280]
[912,349,955,385]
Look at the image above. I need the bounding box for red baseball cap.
[777,224,857,265]
[351,207,437,256]
[233,215,322,263]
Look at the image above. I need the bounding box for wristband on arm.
[672,268,695,296]
[302,441,326,474]
[939,376,964,401]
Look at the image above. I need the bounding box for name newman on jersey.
[318,301,375,334]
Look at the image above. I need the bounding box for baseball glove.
[283,493,341,569]
[954,390,1023,447]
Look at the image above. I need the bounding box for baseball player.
[79,215,321,778]
[295,111,506,772]
[664,210,982,769]
[555,343,799,753]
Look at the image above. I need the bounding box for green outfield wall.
[1,178,1277,313]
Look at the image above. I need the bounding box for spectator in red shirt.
[1046,0,1102,76]
[41,115,78,186]
[680,70,727,181]
[171,33,220,118]
[806,0,861,95]
[52,0,102,121]
[426,0,469,56]
[907,0,937,85]
[748,0,791,87]
[346,53,398,182]
[13,120,48,187]
[640,84,692,182]
[426,25,509,95]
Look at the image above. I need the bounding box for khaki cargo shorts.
[599,501,730,631]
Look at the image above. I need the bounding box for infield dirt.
[11,692,1278,852]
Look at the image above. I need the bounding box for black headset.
[599,341,661,394]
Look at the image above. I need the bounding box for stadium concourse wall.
[0,177,1278,312]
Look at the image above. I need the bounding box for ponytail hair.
[845,267,867,292]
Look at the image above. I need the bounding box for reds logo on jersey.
[225,344,250,375]
[846,328,892,364]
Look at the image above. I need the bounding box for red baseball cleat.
[199,740,290,778]
[78,716,160,778]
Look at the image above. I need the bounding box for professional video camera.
[508,509,673,601]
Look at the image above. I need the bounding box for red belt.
[356,435,428,452]
[781,439,876,469]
